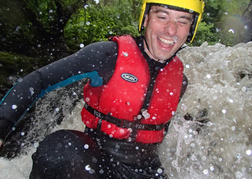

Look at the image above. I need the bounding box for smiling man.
[0,0,204,178]
[143,6,193,62]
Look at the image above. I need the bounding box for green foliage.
[0,52,37,88]
[0,0,86,57]
[64,0,141,52]
[194,0,251,46]
[191,0,224,46]
[222,0,250,14]
[192,22,220,46]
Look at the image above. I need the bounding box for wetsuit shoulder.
[0,41,118,141]
[73,41,118,84]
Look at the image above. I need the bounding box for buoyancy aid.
[81,35,184,144]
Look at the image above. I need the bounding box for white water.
[160,42,252,178]
[1,42,252,179]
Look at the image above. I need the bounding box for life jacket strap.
[83,102,164,131]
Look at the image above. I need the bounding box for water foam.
[159,41,252,178]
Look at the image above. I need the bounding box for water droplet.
[235,171,243,178]
[157,168,163,174]
[85,165,91,171]
[228,98,233,103]
[190,143,195,147]
[12,104,17,109]
[123,52,128,57]
[84,144,89,149]
[119,129,125,133]
[33,142,39,148]
[203,169,209,175]
[202,156,207,161]
[246,150,252,155]
[80,43,84,48]
[242,86,247,92]
[181,104,187,111]
[191,155,197,161]
[189,9,194,13]
[231,126,236,131]
[29,87,34,96]
[137,115,142,119]
[228,29,235,33]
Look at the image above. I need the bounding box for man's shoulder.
[86,40,118,50]
[76,40,118,56]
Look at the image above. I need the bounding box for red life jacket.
[81,35,184,143]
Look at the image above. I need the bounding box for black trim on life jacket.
[83,102,164,131]
[129,60,162,139]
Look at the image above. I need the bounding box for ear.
[143,14,149,27]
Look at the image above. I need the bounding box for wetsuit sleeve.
[0,41,118,142]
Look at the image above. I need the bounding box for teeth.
[159,37,174,45]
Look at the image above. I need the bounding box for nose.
[165,20,177,36]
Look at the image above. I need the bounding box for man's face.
[144,5,193,62]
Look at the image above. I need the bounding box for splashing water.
[159,41,252,178]
[1,42,252,178]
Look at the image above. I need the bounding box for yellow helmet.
[139,0,205,43]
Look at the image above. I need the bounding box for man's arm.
[0,41,118,145]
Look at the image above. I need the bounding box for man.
[0,0,204,178]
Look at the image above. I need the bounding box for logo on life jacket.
[121,73,138,83]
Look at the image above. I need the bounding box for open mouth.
[158,37,175,47]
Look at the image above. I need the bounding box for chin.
[158,53,173,61]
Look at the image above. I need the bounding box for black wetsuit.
[0,36,187,179]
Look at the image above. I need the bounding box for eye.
[178,21,188,25]
[177,19,191,25]
[155,11,169,20]
[158,16,167,19]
